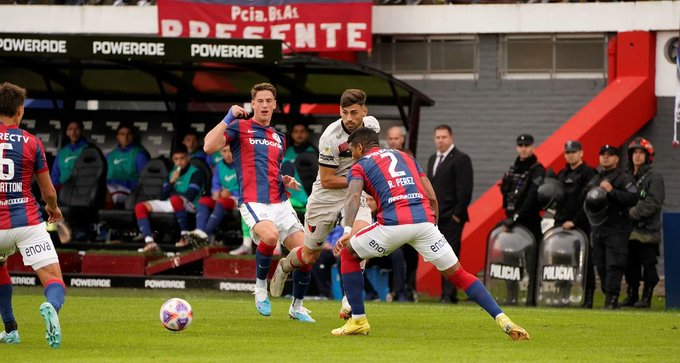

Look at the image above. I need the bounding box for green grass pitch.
[5,287,680,362]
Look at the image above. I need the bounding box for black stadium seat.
[59,147,108,240]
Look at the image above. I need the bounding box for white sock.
[242,237,252,248]
[292,298,303,309]
[255,278,267,290]
[352,314,366,320]
[144,236,154,243]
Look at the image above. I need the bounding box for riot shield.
[535,227,588,307]
[484,225,537,306]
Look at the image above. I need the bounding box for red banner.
[158,0,372,53]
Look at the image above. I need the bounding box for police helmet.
[537,177,565,210]
[627,137,655,163]
[584,187,608,226]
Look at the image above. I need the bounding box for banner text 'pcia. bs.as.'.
[157,0,373,53]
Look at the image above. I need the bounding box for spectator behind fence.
[427,124,473,304]
[106,123,150,207]
[622,138,665,309]
[134,144,205,252]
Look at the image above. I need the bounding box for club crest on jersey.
[338,142,351,157]
[272,133,281,144]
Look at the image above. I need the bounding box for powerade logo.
[489,263,521,282]
[542,265,575,281]
[70,278,111,287]
[249,138,282,149]
[144,280,186,289]
[11,276,36,286]
[219,282,255,292]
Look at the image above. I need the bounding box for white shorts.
[304,197,373,251]
[146,197,197,214]
[239,199,303,245]
[350,222,458,271]
[0,223,59,270]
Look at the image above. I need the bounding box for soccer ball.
[160,298,193,331]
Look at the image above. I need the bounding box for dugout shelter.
[0,33,434,158]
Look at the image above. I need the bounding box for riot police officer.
[621,137,665,308]
[584,144,639,309]
[500,134,546,242]
[554,140,597,308]
[499,134,546,306]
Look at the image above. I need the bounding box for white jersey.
[307,116,380,205]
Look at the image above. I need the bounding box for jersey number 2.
[380,152,405,178]
[0,144,15,180]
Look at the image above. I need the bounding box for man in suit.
[427,124,474,303]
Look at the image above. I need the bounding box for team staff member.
[621,138,665,308]
[553,140,597,308]
[584,144,638,309]
[427,124,473,304]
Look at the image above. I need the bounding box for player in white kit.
[269,89,378,313]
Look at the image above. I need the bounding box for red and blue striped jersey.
[223,119,288,205]
[348,147,435,226]
[0,124,48,229]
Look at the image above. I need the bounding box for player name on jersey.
[0,182,23,193]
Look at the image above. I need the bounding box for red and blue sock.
[255,243,275,280]
[134,203,153,238]
[170,196,189,231]
[340,248,365,316]
[447,267,502,318]
[205,198,234,235]
[0,266,17,332]
[44,279,66,313]
[292,249,312,300]
[196,197,213,232]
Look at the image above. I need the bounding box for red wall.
[417,31,657,297]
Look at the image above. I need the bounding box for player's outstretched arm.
[420,175,439,224]
[36,171,63,223]
[204,106,247,154]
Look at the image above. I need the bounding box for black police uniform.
[555,162,597,307]
[500,154,546,242]
[624,164,665,308]
[500,153,545,306]
[585,168,639,308]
